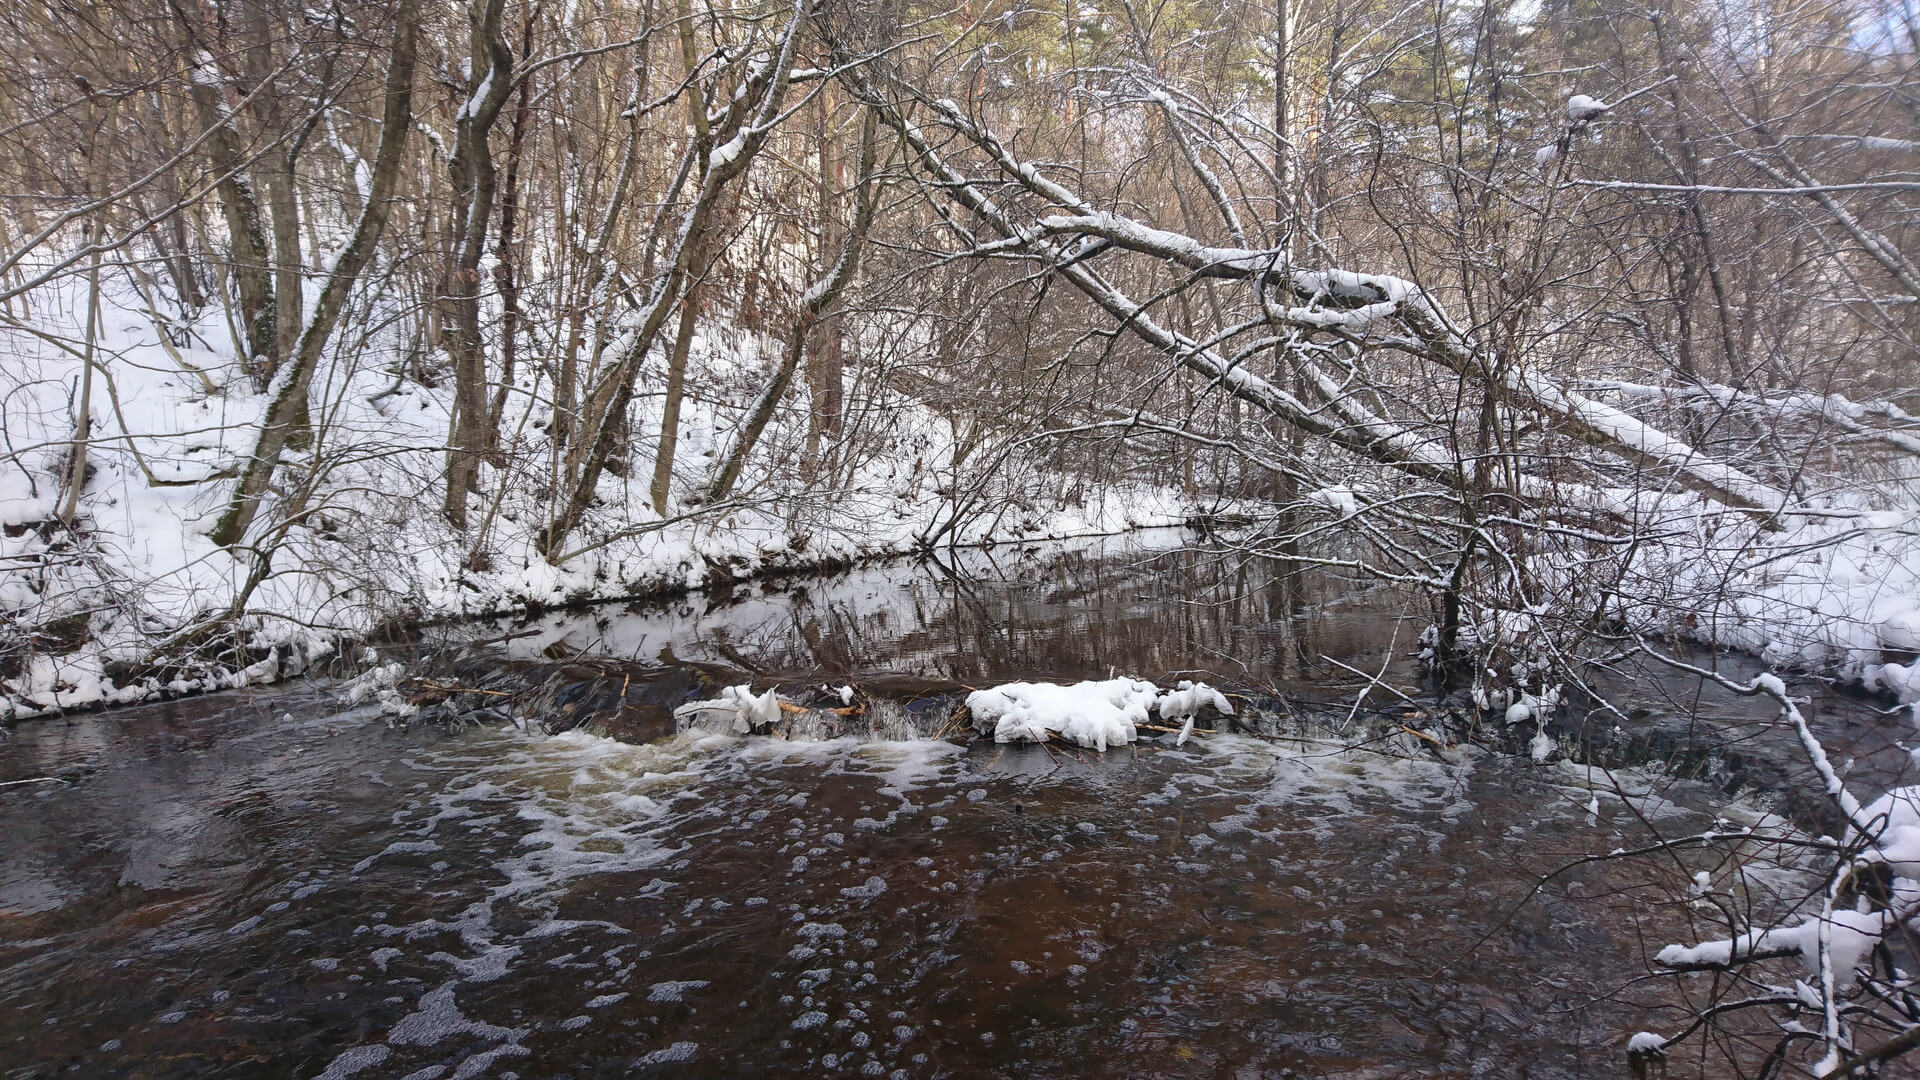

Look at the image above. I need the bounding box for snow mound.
[1864,659,1920,713]
[1854,785,1920,878]
[967,678,1159,751]
[968,678,1234,751]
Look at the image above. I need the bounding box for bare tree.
[208,0,423,548]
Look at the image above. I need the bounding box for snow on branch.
[894,90,1797,517]
[1636,649,1920,1074]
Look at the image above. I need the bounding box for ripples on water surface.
[0,533,1875,1078]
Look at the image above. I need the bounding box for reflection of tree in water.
[761,544,1403,689]
[480,539,1413,692]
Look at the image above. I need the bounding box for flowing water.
[1,532,1908,1079]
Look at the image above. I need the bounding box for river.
[1,531,1894,1078]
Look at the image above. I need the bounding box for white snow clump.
[1567,94,1610,121]
[968,678,1233,751]
[1157,680,1235,721]
[343,662,417,717]
[1503,685,1560,725]
[967,678,1158,751]
[675,684,783,733]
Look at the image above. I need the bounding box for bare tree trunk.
[488,4,539,439]
[540,1,807,557]
[708,109,878,505]
[209,0,423,548]
[554,20,656,454]
[1272,0,1291,230]
[866,84,1793,515]
[60,91,118,525]
[143,88,206,310]
[649,286,700,513]
[60,233,104,525]
[177,10,276,379]
[441,0,516,528]
[803,83,846,473]
[243,3,306,384]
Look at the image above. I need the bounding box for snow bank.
[1453,499,1920,717]
[967,678,1233,751]
[0,275,1212,720]
[1641,509,1920,706]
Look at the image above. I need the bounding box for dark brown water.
[0,533,1898,1079]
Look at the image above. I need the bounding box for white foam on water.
[647,980,708,1003]
[328,723,978,1064]
[353,840,443,874]
[386,982,525,1047]
[1143,734,1477,846]
[329,712,1789,1075]
[449,1042,529,1079]
[637,1041,699,1064]
[313,1044,390,1080]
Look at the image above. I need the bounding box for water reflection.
[438,532,1410,693]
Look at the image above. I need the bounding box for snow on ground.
[1619,503,1920,709]
[1453,486,1920,714]
[6,271,1919,723]
[1,278,1207,719]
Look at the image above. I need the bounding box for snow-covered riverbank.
[1,280,1212,718]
